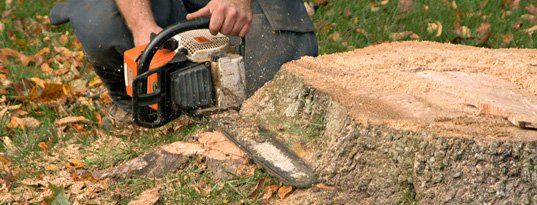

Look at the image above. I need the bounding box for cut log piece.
[240,41,537,204]
[94,132,250,180]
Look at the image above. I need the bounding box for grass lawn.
[0,0,535,204]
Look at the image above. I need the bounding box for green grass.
[0,0,536,204]
[314,0,535,54]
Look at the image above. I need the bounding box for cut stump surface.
[240,41,537,204]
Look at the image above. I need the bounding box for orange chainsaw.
[124,19,246,128]
[123,19,318,188]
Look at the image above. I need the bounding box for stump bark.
[240,41,537,204]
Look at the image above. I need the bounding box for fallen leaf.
[315,183,336,191]
[390,31,420,41]
[0,22,4,32]
[5,0,12,7]
[0,48,34,66]
[521,14,536,24]
[369,3,380,12]
[249,178,267,199]
[329,32,341,41]
[344,8,351,17]
[55,116,91,126]
[526,5,537,15]
[277,186,294,199]
[41,63,53,74]
[451,1,458,9]
[512,20,523,29]
[510,0,520,10]
[354,28,369,37]
[427,21,443,37]
[456,26,472,38]
[59,34,69,44]
[38,142,49,152]
[398,0,415,13]
[7,117,24,129]
[2,136,17,154]
[94,112,103,127]
[523,25,537,35]
[45,164,59,171]
[128,186,161,205]
[381,0,389,5]
[261,185,279,200]
[88,76,103,88]
[0,64,8,73]
[477,22,491,35]
[304,2,315,17]
[502,34,513,44]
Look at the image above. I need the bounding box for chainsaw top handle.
[132,18,210,128]
[137,18,210,75]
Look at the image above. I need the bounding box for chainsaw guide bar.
[211,113,318,188]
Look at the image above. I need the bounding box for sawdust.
[245,41,537,140]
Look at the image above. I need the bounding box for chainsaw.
[123,19,318,188]
[124,18,246,128]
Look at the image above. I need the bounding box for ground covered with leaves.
[0,0,535,204]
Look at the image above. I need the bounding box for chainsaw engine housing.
[124,20,246,127]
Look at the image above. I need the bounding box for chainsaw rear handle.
[132,18,210,128]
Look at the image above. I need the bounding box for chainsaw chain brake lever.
[150,32,179,51]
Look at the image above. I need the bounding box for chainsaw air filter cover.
[173,29,230,62]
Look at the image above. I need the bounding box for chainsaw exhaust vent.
[173,29,230,62]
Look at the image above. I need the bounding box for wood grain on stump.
[240,41,537,204]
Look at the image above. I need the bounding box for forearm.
[115,0,162,45]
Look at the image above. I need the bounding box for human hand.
[186,0,253,37]
[132,24,163,46]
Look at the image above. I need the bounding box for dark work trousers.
[50,0,318,112]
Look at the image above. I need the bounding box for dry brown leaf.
[277,186,294,199]
[381,0,389,5]
[0,48,34,66]
[0,64,8,74]
[94,112,103,127]
[510,0,520,10]
[451,1,458,9]
[7,117,24,129]
[60,34,69,44]
[38,142,49,152]
[456,26,472,38]
[70,123,87,132]
[249,178,267,199]
[45,164,59,171]
[329,32,341,41]
[5,0,12,7]
[41,63,53,74]
[477,22,491,35]
[344,8,351,17]
[55,116,91,126]
[427,21,443,37]
[2,136,17,154]
[526,5,537,15]
[369,3,380,12]
[398,0,415,13]
[261,185,279,200]
[523,25,537,35]
[390,31,420,41]
[304,2,315,17]
[315,183,336,191]
[88,76,103,88]
[0,74,6,79]
[128,186,161,205]
[503,34,514,44]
